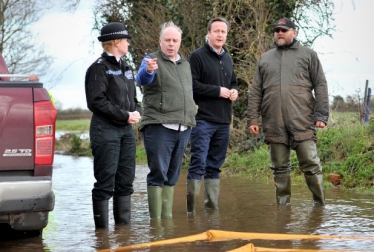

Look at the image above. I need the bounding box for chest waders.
[270,143,292,205]
[295,140,325,206]
[270,141,325,206]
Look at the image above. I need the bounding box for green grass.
[55,113,374,190]
[56,119,90,131]
[222,144,272,178]
[317,117,374,189]
[136,145,147,165]
[223,112,374,190]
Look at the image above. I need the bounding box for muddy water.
[1,154,374,251]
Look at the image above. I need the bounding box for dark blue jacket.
[85,52,141,126]
[189,43,238,124]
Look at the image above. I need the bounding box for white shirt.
[162,54,188,132]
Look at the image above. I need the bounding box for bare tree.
[61,0,81,11]
[92,0,334,100]
[294,0,335,47]
[0,0,53,78]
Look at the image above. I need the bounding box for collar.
[101,52,127,69]
[173,53,181,62]
[157,47,182,62]
[207,42,225,55]
[105,52,121,62]
[275,39,298,50]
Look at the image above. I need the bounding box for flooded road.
[2,154,374,251]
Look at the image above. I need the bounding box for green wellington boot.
[269,143,292,205]
[274,173,291,205]
[147,186,162,219]
[305,173,325,206]
[161,185,174,218]
[204,179,220,210]
[295,140,325,206]
[187,179,202,214]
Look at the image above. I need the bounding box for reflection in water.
[1,154,374,251]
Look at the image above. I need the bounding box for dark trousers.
[142,124,191,186]
[90,115,136,201]
[187,120,230,180]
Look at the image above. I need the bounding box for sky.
[33,0,374,110]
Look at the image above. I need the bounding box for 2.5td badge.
[3,149,32,156]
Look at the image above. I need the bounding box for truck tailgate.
[0,88,34,170]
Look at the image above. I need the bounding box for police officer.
[85,22,141,228]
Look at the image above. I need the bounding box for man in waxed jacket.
[247,18,329,206]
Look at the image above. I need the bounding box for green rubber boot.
[274,173,291,205]
[187,179,202,214]
[161,185,174,218]
[270,143,292,205]
[204,179,220,210]
[295,140,325,206]
[147,186,162,219]
[305,173,325,206]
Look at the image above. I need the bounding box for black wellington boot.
[113,195,131,225]
[93,200,109,229]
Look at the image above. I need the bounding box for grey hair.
[207,17,230,33]
[160,21,183,38]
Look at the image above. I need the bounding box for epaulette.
[95,57,107,64]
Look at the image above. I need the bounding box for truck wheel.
[24,229,43,238]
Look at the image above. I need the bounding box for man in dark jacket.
[186,17,238,213]
[136,21,196,219]
[247,18,329,206]
[85,22,141,228]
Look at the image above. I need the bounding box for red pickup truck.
[0,55,57,236]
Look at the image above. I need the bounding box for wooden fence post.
[360,80,369,123]
[364,87,371,123]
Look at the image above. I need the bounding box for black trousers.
[90,115,136,201]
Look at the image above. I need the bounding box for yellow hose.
[207,229,374,241]
[98,232,207,252]
[98,229,374,252]
[227,243,255,252]
[228,243,356,252]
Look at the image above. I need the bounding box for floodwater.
[1,154,374,252]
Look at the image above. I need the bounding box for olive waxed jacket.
[247,41,329,146]
[137,49,196,131]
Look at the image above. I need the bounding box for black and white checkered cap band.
[101,30,129,37]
